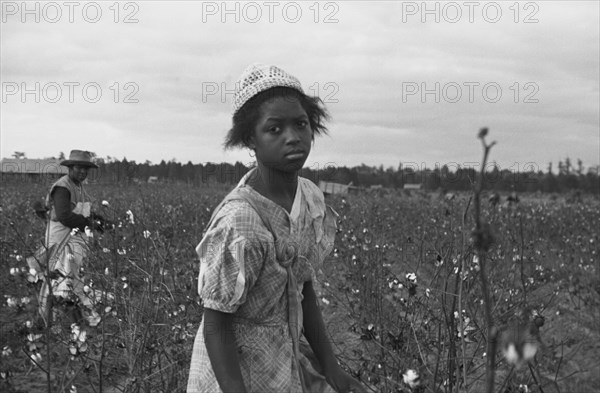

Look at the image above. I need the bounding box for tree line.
[91,157,599,194]
[5,152,599,194]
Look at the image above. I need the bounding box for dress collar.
[237,168,301,221]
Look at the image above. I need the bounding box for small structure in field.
[319,181,350,195]
[444,192,457,201]
[147,176,159,184]
[507,192,520,204]
[319,181,365,195]
[488,192,500,206]
[403,183,422,190]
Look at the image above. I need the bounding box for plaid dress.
[187,170,338,393]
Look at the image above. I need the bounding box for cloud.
[1,1,598,170]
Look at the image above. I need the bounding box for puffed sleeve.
[300,178,339,265]
[196,201,265,313]
[317,204,338,263]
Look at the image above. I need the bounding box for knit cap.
[232,63,304,114]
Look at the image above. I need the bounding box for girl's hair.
[224,87,330,150]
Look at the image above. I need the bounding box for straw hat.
[60,150,98,168]
[232,63,303,114]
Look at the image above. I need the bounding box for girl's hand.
[325,365,368,393]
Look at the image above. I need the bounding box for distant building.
[1,158,68,184]
[147,176,159,183]
[1,158,67,175]
[403,183,422,190]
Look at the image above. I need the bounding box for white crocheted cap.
[232,63,304,114]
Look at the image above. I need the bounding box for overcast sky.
[1,1,599,173]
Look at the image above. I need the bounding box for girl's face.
[250,96,313,173]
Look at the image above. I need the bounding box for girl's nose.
[284,126,301,144]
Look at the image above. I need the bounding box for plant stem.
[473,135,497,393]
[99,310,105,393]
[458,196,472,392]
[44,220,53,393]
[519,215,527,304]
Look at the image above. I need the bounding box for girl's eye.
[297,120,308,128]
[268,126,281,134]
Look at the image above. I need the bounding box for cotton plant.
[402,369,421,389]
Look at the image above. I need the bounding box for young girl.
[187,64,367,393]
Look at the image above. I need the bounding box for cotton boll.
[403,369,420,388]
[503,343,520,365]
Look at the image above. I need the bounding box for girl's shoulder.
[298,176,321,193]
[298,177,325,205]
[212,198,259,227]
[208,195,272,242]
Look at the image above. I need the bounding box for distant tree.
[565,157,572,175]
[157,160,168,178]
[558,160,565,175]
[543,171,559,193]
[585,167,600,194]
[332,166,353,185]
[234,161,249,183]
[183,161,195,183]
[484,163,501,189]
[58,151,65,160]
[117,158,129,183]
[83,156,599,193]
[168,161,182,180]
[135,161,150,180]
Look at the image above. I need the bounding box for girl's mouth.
[285,152,305,160]
[285,150,306,160]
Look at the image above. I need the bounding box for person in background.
[33,149,106,323]
[187,64,367,393]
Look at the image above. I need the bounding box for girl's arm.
[302,281,367,393]
[203,308,248,393]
